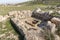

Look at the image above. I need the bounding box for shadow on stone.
[10,19,24,40]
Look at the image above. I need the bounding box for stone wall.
[0,8,60,40]
[10,8,60,40]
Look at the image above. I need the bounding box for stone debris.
[32,8,54,21]
[10,8,60,40]
[57,11,60,14]
[0,34,6,38]
[54,35,60,40]
[0,8,60,40]
[0,32,18,40]
[0,15,9,22]
[0,10,32,22]
[51,17,60,25]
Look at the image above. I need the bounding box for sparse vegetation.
[0,1,60,40]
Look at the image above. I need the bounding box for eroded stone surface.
[10,8,60,40]
[0,8,60,40]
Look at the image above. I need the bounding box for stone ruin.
[9,8,60,40]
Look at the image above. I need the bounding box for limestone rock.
[57,11,60,14]
[32,8,53,20]
[38,21,56,34]
[51,17,60,25]
[24,29,45,40]
[47,21,56,34]
[0,15,3,22]
[0,15,9,22]
[49,10,54,14]
[54,35,60,40]
[8,9,60,40]
[10,17,46,40]
[33,8,42,13]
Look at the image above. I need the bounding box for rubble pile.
[0,8,60,40]
[0,31,18,40]
[10,8,60,40]
[0,10,32,22]
[0,15,9,22]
